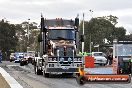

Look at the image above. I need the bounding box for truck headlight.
[53,58,57,61]
[77,58,81,61]
[49,58,52,61]
[68,57,72,62]
[60,58,64,62]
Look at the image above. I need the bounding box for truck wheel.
[32,60,34,65]
[25,61,28,65]
[76,76,86,85]
[43,70,49,78]
[20,61,24,66]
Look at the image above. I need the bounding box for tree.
[102,15,118,25]
[15,24,27,52]
[15,21,39,52]
[0,19,18,60]
[79,15,126,52]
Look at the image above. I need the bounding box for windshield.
[54,47,74,57]
[115,44,132,56]
[48,29,75,40]
[93,53,103,56]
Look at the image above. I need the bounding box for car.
[10,53,15,62]
[20,51,35,66]
[92,52,107,66]
[14,52,24,63]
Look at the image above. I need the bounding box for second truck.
[34,16,84,77]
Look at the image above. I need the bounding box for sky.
[0,0,132,34]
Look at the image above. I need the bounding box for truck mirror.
[75,17,79,30]
[80,35,84,42]
[38,33,42,42]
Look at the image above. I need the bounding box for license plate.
[62,66,69,70]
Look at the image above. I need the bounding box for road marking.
[0,67,23,88]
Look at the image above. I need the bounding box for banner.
[76,74,131,85]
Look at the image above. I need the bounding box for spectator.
[108,54,113,65]
[0,50,2,63]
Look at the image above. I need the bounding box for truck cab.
[34,17,83,77]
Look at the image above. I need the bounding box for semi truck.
[34,16,84,77]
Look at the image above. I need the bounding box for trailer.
[76,39,131,85]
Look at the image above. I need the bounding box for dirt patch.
[0,73,10,88]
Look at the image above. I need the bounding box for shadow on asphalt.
[48,74,76,78]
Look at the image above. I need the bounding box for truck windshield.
[93,53,103,56]
[48,29,75,40]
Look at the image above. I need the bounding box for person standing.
[108,54,113,65]
[0,50,2,63]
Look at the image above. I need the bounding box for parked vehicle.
[10,53,15,62]
[20,51,35,66]
[14,52,24,63]
[92,52,107,66]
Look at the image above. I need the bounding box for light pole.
[82,13,85,53]
[27,19,30,42]
[89,10,93,54]
[27,19,30,52]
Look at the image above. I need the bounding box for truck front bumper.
[46,68,79,73]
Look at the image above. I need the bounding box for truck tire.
[10,59,12,62]
[20,61,24,66]
[25,61,28,65]
[76,76,86,85]
[43,70,49,78]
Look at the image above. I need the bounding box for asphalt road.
[0,61,132,88]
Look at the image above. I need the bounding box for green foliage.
[15,24,27,52]
[0,19,40,59]
[79,15,126,52]
[15,21,39,52]
[124,34,132,41]
[0,19,18,60]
